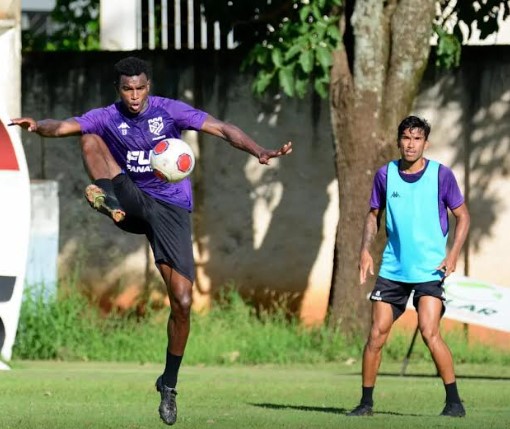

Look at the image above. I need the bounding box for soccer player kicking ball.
[11,56,292,425]
[348,116,470,418]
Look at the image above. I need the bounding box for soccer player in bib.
[10,56,292,425]
[348,116,470,418]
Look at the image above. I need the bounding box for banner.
[0,114,31,364]
[407,275,510,333]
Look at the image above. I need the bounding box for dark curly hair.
[113,57,151,86]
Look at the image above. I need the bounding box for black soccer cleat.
[347,403,374,416]
[440,401,466,417]
[85,184,125,223]
[155,375,178,425]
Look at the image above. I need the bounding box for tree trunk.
[328,0,436,334]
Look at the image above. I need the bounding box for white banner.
[407,275,510,333]
[0,113,31,364]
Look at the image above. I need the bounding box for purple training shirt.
[370,159,464,235]
[75,96,207,211]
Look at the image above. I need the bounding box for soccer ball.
[150,138,195,183]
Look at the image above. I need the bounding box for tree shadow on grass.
[248,403,347,414]
[374,411,423,417]
[249,403,423,417]
[379,372,510,381]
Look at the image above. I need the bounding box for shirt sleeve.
[439,165,464,210]
[74,107,107,135]
[164,99,207,131]
[370,165,387,209]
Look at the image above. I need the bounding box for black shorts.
[369,276,446,320]
[111,173,195,283]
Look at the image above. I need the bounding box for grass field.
[1,360,509,429]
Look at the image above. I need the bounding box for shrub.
[12,285,510,366]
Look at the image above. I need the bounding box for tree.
[202,0,510,333]
[22,0,99,51]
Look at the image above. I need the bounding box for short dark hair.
[397,116,431,140]
[113,57,151,86]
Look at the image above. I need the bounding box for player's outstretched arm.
[200,115,292,164]
[9,117,81,137]
[358,209,381,285]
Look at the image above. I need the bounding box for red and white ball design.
[150,138,195,183]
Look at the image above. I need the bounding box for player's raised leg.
[80,134,125,222]
[155,263,193,425]
[417,296,465,417]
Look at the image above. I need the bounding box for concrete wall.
[416,46,510,287]
[25,180,59,299]
[19,47,510,324]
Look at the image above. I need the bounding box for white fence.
[101,0,237,51]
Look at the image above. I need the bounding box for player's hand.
[359,250,374,285]
[9,117,38,132]
[258,141,293,164]
[436,256,457,277]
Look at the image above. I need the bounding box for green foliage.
[434,0,510,69]
[14,285,164,362]
[446,0,510,40]
[203,1,510,95]
[434,25,462,69]
[13,285,358,364]
[241,0,342,99]
[22,0,99,52]
[12,284,510,367]
[188,287,359,364]
[14,286,102,360]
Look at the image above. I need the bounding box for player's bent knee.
[367,329,389,351]
[171,292,192,318]
[370,323,390,339]
[419,326,440,344]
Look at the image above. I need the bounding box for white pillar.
[0,0,21,118]
[100,0,140,50]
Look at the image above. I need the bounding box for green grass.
[0,361,509,429]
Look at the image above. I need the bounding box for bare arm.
[9,117,81,137]
[359,208,382,285]
[436,202,470,276]
[199,115,292,164]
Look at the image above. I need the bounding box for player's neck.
[399,157,426,174]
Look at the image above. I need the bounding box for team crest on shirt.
[117,122,130,136]
[148,116,164,135]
